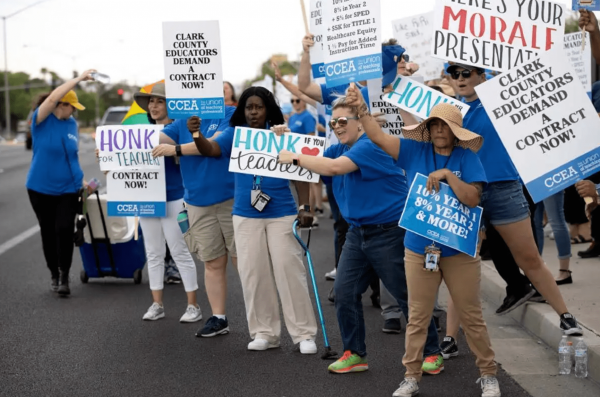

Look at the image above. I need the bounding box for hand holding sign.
[152,144,176,158]
[426,169,450,194]
[346,83,366,109]
[270,124,291,136]
[302,33,316,54]
[187,116,202,138]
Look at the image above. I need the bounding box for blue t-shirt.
[397,139,487,257]
[164,156,184,202]
[162,107,235,206]
[214,126,297,219]
[317,115,326,138]
[463,98,519,183]
[26,109,84,195]
[324,134,407,227]
[320,83,370,109]
[288,110,316,135]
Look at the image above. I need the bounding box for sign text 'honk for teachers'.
[95,124,162,171]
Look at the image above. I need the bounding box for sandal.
[556,269,573,286]
[571,235,593,244]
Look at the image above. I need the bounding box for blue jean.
[481,181,530,228]
[334,223,441,357]
[534,191,572,259]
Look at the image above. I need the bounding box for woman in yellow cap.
[26,69,95,296]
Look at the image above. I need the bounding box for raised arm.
[37,69,95,125]
[298,34,324,103]
[273,61,318,108]
[188,116,222,157]
[580,10,600,65]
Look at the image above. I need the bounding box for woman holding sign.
[347,85,500,396]
[191,86,319,355]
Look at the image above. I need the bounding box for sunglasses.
[291,99,301,104]
[329,116,359,129]
[401,54,409,62]
[450,70,479,80]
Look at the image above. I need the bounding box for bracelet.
[175,145,182,157]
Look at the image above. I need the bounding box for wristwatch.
[175,145,183,157]
[293,154,300,166]
[298,205,311,212]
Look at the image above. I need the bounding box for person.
[350,91,500,395]
[130,82,202,323]
[223,81,237,107]
[446,63,583,335]
[151,85,237,337]
[191,86,319,354]
[277,91,443,374]
[27,69,96,296]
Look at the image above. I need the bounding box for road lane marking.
[0,225,40,257]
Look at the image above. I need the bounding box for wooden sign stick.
[134,216,139,240]
[300,0,310,35]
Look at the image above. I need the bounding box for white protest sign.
[392,12,445,82]
[564,31,592,97]
[310,0,326,78]
[475,47,600,203]
[322,0,382,87]
[383,75,470,120]
[367,78,404,136]
[229,127,325,183]
[431,0,565,72]
[95,125,163,171]
[106,166,167,217]
[162,20,225,119]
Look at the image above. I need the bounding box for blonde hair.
[331,95,358,117]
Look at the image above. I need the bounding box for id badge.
[424,243,441,272]
[251,191,271,212]
[251,189,261,204]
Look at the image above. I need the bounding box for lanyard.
[432,145,454,171]
[252,175,262,190]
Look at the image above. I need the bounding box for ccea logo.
[207,123,219,132]
[117,204,138,212]
[67,134,78,143]
[326,61,356,77]
[544,167,578,188]
[168,100,198,111]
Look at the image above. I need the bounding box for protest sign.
[392,12,446,82]
[162,20,225,119]
[95,124,162,171]
[322,0,382,87]
[564,31,592,97]
[106,166,167,217]
[229,128,326,183]
[475,47,600,203]
[310,0,326,78]
[383,75,470,119]
[431,0,565,72]
[572,0,600,11]
[367,78,404,135]
[399,173,482,257]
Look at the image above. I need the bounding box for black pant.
[28,189,79,277]
[487,187,538,296]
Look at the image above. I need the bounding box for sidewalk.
[480,235,600,384]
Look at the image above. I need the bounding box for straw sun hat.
[402,103,484,152]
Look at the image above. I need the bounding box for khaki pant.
[403,249,497,381]
[184,199,236,262]
[233,215,318,344]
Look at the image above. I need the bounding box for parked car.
[99,106,130,126]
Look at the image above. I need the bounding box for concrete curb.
[480,262,600,384]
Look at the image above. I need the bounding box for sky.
[0,0,580,88]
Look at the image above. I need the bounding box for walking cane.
[292,219,338,360]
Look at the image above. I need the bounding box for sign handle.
[134,216,139,240]
[584,196,594,205]
[300,0,310,35]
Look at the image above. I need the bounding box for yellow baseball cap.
[60,90,85,110]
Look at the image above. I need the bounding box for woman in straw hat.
[344,84,500,397]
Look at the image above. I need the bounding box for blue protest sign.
[573,0,600,11]
[399,173,483,258]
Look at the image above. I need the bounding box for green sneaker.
[422,353,444,375]
[328,350,368,374]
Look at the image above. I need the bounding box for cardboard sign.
[162,20,225,119]
[95,125,163,171]
[310,0,326,78]
[322,0,382,87]
[367,78,404,136]
[399,173,482,258]
[106,166,167,217]
[475,47,600,203]
[229,128,325,183]
[431,0,565,72]
[392,12,446,82]
[564,31,592,97]
[384,75,470,119]
[573,0,600,11]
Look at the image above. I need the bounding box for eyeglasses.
[291,99,301,104]
[450,70,478,80]
[329,116,359,129]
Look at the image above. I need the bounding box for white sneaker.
[142,303,165,321]
[477,376,501,397]
[247,338,279,351]
[393,377,419,397]
[312,214,319,228]
[179,304,202,323]
[325,268,336,280]
[299,339,317,354]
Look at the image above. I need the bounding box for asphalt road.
[0,143,532,397]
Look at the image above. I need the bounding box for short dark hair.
[382,38,398,46]
[224,81,237,103]
[34,92,52,109]
[230,87,284,128]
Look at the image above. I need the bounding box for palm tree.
[40,68,48,85]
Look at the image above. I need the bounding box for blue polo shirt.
[26,109,84,195]
[324,134,407,227]
[214,126,297,219]
[397,139,487,257]
[463,98,519,183]
[288,110,316,135]
[162,107,235,206]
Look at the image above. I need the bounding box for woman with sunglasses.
[276,92,442,375]
[26,69,97,296]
